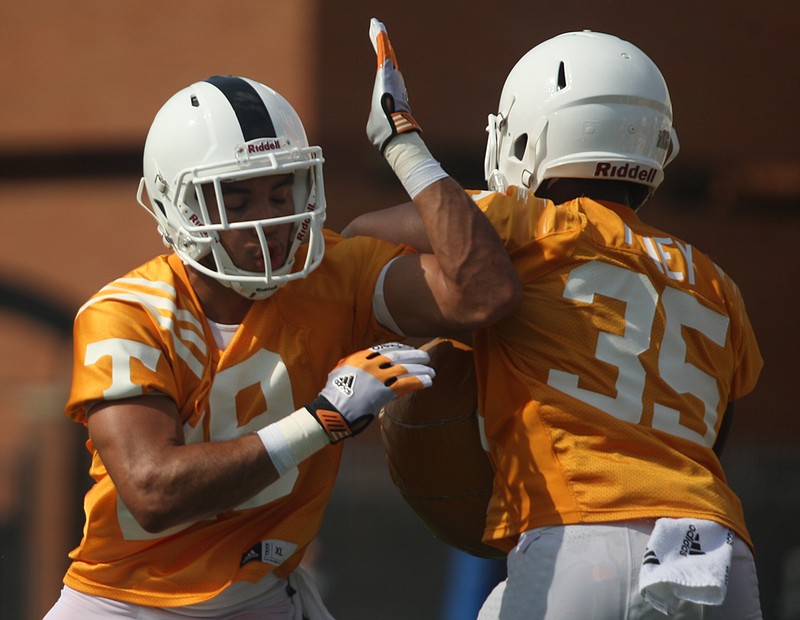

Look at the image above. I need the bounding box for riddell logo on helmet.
[295,204,316,242]
[594,162,657,184]
[247,139,282,154]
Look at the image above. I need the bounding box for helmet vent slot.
[191,95,199,107]
[513,134,528,161]
[557,61,567,90]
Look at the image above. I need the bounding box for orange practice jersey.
[63,231,405,606]
[469,188,763,553]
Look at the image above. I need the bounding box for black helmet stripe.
[205,75,277,141]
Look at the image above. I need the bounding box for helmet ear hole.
[513,134,528,161]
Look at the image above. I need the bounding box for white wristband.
[256,408,330,476]
[383,132,449,198]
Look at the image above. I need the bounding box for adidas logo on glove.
[333,374,356,397]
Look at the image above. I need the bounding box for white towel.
[639,518,733,615]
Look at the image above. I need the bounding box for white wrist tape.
[384,132,449,198]
[256,408,330,476]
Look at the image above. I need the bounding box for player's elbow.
[489,277,523,323]
[447,277,522,331]
[120,470,186,534]
[481,273,523,323]
[120,492,173,534]
[466,258,523,328]
[131,506,172,534]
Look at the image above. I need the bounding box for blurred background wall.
[0,1,798,618]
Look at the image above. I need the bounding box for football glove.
[306,343,434,443]
[366,18,422,153]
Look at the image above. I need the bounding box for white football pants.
[44,567,333,620]
[477,520,762,620]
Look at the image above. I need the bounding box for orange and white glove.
[257,343,434,475]
[366,18,421,152]
[366,18,448,198]
[307,343,435,442]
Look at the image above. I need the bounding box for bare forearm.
[363,19,521,334]
[413,178,521,325]
[347,181,522,335]
[342,202,432,251]
[148,435,278,529]
[129,434,278,532]
[90,396,284,534]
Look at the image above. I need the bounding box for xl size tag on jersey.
[240,539,298,567]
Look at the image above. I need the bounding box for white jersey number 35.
[547,260,729,448]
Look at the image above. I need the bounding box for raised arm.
[343,201,431,251]
[363,19,520,338]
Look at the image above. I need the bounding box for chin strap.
[484,112,503,189]
[664,127,681,168]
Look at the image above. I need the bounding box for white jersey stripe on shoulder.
[103,279,206,332]
[77,289,206,378]
[82,280,204,331]
[112,277,177,294]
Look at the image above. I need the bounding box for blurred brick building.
[1,1,797,618]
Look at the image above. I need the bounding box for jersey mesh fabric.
[63,231,407,607]
[468,188,763,554]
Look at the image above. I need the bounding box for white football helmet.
[137,75,326,300]
[484,31,679,201]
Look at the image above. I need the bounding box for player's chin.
[268,250,287,271]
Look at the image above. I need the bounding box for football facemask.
[138,76,326,299]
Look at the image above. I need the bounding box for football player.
[344,29,764,619]
[44,20,520,620]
